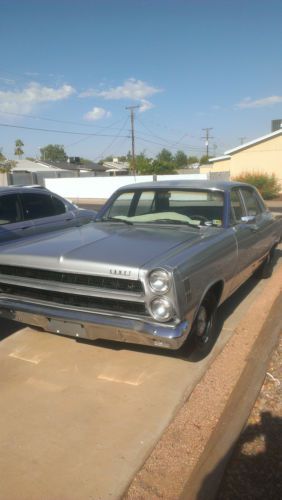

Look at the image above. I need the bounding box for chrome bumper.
[0,298,191,350]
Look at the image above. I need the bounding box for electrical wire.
[0,109,124,131]
[0,122,128,138]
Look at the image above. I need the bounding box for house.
[201,129,282,190]
[102,157,129,176]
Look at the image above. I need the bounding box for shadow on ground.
[196,411,282,500]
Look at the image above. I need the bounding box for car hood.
[0,222,212,278]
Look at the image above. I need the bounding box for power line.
[0,109,124,131]
[94,117,130,161]
[136,116,203,152]
[0,122,129,138]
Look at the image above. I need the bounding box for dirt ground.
[216,331,282,500]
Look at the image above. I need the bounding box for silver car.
[0,180,281,355]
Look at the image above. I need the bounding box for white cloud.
[139,99,154,113]
[83,106,111,121]
[79,78,162,112]
[0,82,75,114]
[236,95,282,109]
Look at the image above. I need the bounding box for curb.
[180,292,282,500]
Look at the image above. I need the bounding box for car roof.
[0,185,50,194]
[115,179,253,192]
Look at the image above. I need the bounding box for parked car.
[0,186,96,243]
[0,180,281,354]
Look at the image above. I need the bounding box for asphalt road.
[0,258,280,500]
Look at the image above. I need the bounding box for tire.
[191,295,217,353]
[255,247,275,279]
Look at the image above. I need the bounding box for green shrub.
[233,171,281,200]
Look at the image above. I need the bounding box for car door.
[0,193,35,243]
[229,188,262,291]
[20,192,75,235]
[239,187,275,260]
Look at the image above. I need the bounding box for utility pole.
[126,105,140,175]
[201,128,213,158]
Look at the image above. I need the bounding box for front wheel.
[190,296,217,354]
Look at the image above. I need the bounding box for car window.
[107,192,135,218]
[134,191,155,215]
[21,193,56,220]
[51,195,66,215]
[0,194,22,225]
[240,188,262,217]
[104,189,224,226]
[230,189,245,223]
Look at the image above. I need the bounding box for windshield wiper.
[147,219,200,229]
[101,217,133,225]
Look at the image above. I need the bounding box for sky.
[0,0,282,161]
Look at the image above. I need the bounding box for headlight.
[150,298,173,322]
[149,269,171,293]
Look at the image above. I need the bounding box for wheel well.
[204,281,224,307]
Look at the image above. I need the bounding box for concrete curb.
[180,292,282,500]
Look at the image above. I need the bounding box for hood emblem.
[110,268,132,277]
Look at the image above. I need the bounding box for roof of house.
[11,159,65,172]
[41,160,107,172]
[209,128,282,163]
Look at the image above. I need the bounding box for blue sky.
[1,0,282,161]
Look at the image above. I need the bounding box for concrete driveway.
[0,253,281,500]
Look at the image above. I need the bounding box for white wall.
[45,174,208,200]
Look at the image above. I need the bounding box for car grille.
[0,265,143,293]
[0,283,147,316]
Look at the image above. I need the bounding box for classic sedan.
[0,180,281,354]
[0,186,96,243]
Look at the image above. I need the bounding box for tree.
[15,139,24,159]
[0,148,5,162]
[157,148,174,164]
[187,156,199,165]
[200,155,209,165]
[135,153,153,174]
[151,159,177,175]
[174,150,188,168]
[40,144,66,162]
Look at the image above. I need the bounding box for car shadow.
[0,317,26,341]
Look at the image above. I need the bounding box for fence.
[45,173,208,200]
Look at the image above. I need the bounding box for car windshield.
[102,189,224,227]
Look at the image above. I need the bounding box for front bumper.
[0,298,191,350]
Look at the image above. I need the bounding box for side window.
[135,191,155,215]
[0,194,22,225]
[230,189,244,224]
[240,189,262,217]
[21,193,55,220]
[52,196,66,215]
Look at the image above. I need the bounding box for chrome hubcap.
[196,306,208,337]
